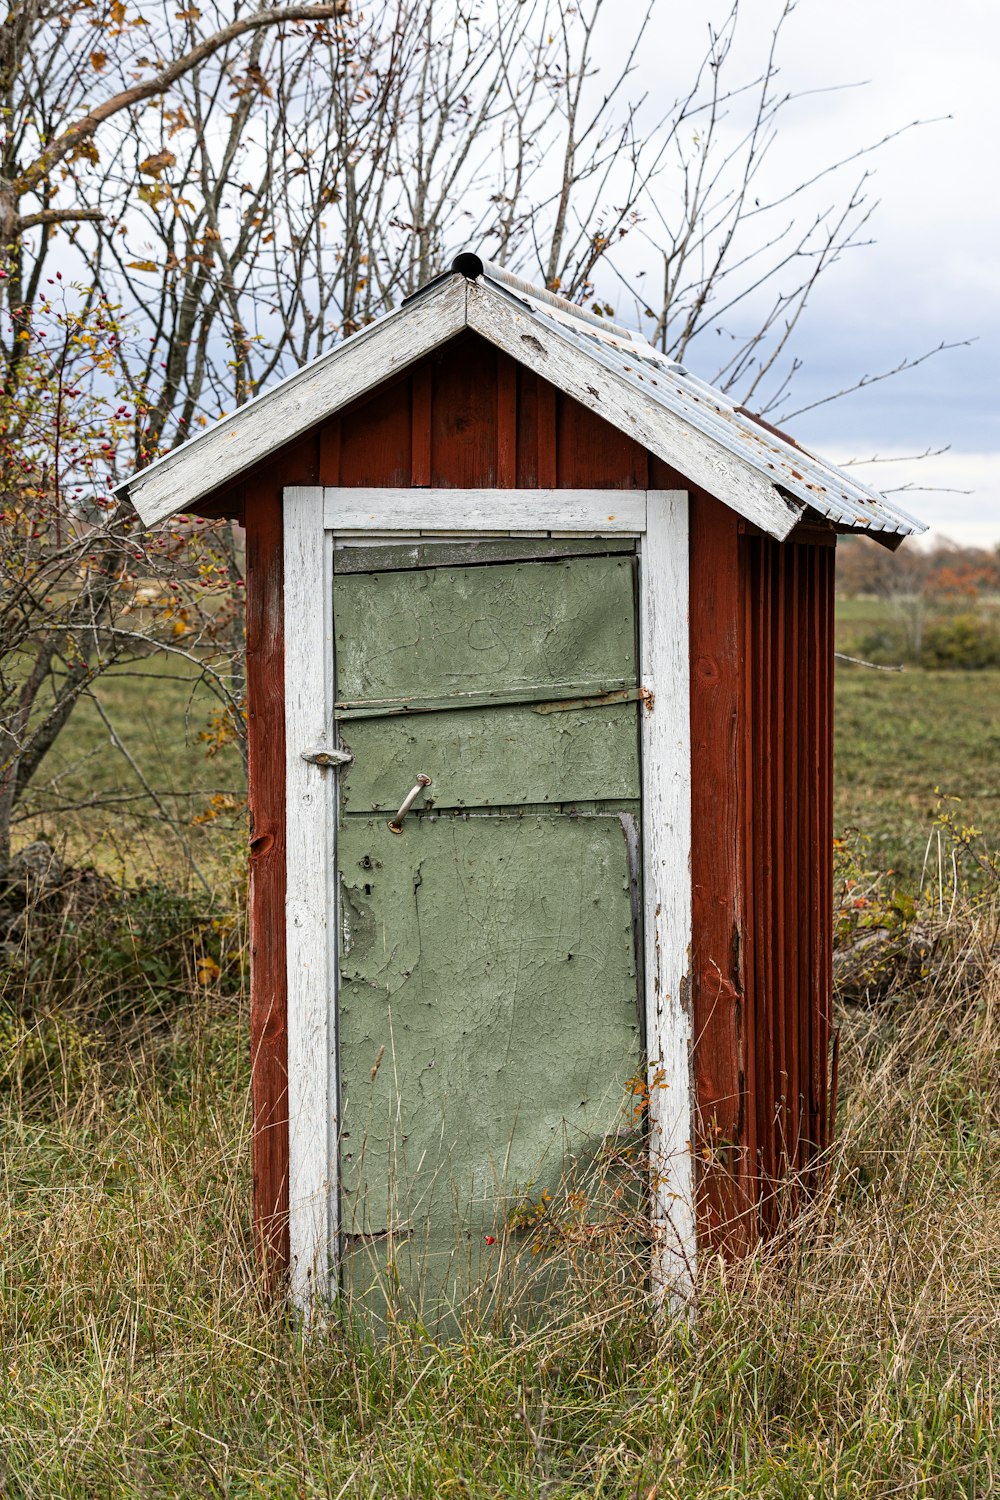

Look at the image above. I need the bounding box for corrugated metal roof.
[117,249,926,541]
[468,260,925,539]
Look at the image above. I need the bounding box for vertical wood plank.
[430,333,498,487]
[640,489,695,1301]
[338,379,412,486]
[537,380,557,488]
[283,486,338,1308]
[556,389,649,489]
[738,530,758,1227]
[318,417,341,485]
[754,538,776,1215]
[496,355,518,487]
[819,545,836,1155]
[411,365,433,486]
[516,366,539,487]
[802,548,816,1180]
[688,496,747,1254]
[787,545,803,1201]
[245,485,290,1283]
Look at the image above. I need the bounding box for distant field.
[834,592,1000,882]
[834,664,1000,883]
[19,654,245,887]
[835,590,1000,656]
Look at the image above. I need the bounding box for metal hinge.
[300,746,353,769]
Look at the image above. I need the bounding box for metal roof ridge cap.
[452,249,647,346]
[478,277,650,352]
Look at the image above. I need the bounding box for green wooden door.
[334,540,643,1326]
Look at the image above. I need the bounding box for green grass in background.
[18,654,245,887]
[834,665,1000,883]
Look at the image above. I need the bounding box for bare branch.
[779,340,976,423]
[835,652,905,673]
[16,206,104,230]
[16,2,348,198]
[841,445,951,467]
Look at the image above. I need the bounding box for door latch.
[300,746,353,769]
[388,774,432,834]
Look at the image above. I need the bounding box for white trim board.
[322,487,645,533]
[283,486,694,1311]
[283,489,338,1309]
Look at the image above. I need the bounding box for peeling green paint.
[334,554,637,704]
[338,815,641,1317]
[334,549,643,1324]
[340,702,640,811]
[334,534,636,575]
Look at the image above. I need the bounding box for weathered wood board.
[338,813,642,1322]
[333,553,637,705]
[334,544,644,1323]
[339,704,640,811]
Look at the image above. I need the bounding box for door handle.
[387,774,432,834]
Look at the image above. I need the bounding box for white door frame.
[282,486,694,1309]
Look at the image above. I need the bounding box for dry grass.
[1,868,997,1497]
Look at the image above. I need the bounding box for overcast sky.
[632,0,998,545]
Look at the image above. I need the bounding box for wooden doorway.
[282,487,693,1312]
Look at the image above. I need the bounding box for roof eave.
[115,260,922,549]
[118,274,470,527]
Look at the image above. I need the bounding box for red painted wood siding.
[243,444,316,1284]
[741,531,835,1233]
[687,494,752,1251]
[317,332,652,490]
[227,331,835,1272]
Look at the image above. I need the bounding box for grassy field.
[834,665,1000,883]
[1,884,996,1496]
[1,603,998,1497]
[17,654,245,888]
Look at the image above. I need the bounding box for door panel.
[340,701,641,811]
[334,546,643,1324]
[338,814,641,1319]
[334,554,637,706]
[339,814,640,1230]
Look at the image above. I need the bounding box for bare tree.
[0,0,954,874]
[0,0,346,872]
[63,0,947,459]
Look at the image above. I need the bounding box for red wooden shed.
[116,253,925,1313]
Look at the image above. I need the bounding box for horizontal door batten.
[334,679,638,720]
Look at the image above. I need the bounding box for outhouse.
[116,253,925,1313]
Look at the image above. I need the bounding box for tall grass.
[1,867,997,1497]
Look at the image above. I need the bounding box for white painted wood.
[284,486,338,1309]
[283,481,697,1314]
[467,281,800,542]
[126,277,468,526]
[322,488,646,533]
[639,491,695,1306]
